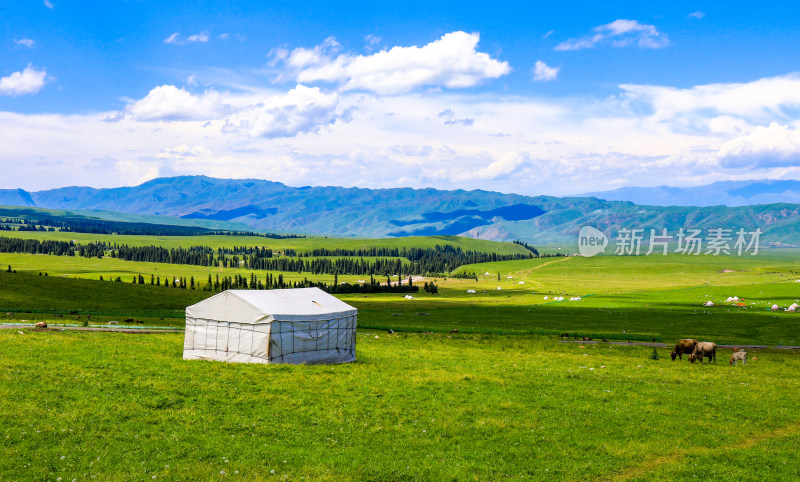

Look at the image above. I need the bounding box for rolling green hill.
[0,205,255,233]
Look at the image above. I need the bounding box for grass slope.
[0,205,253,232]
[1,331,799,480]
[0,271,206,320]
[2,250,799,345]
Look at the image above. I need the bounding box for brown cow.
[671,339,698,361]
[689,342,717,364]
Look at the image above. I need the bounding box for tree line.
[108,242,535,275]
[513,240,540,256]
[4,264,421,295]
[122,271,421,294]
[0,235,537,277]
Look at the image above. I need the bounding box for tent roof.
[186,287,357,323]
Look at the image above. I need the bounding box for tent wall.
[183,314,356,364]
[268,315,356,364]
[183,317,272,364]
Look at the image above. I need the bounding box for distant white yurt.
[183,288,357,365]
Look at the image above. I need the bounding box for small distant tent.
[183,288,357,365]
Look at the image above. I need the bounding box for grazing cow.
[35,322,47,329]
[729,351,747,366]
[671,339,698,361]
[689,342,717,364]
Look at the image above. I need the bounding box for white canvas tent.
[183,288,357,365]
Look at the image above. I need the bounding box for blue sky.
[3,1,800,194]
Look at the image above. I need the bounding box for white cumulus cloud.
[222,85,340,138]
[556,19,669,51]
[719,123,800,168]
[471,152,532,180]
[533,60,559,82]
[278,31,510,95]
[8,72,800,195]
[0,66,47,96]
[125,85,229,121]
[15,38,36,48]
[620,74,800,123]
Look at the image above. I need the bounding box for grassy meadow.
[2,330,800,480]
[1,231,800,479]
[1,247,798,344]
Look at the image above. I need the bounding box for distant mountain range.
[582,179,800,207]
[2,176,800,244]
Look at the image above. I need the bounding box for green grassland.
[0,270,206,322]
[2,331,799,480]
[1,249,799,344]
[2,232,800,479]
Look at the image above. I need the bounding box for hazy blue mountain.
[2,176,800,244]
[582,179,800,207]
[0,189,36,207]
